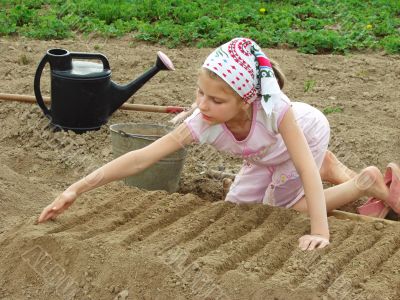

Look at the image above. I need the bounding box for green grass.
[1,0,399,54]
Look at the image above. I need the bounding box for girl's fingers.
[38,192,77,224]
[298,237,307,250]
[51,205,66,216]
[299,238,311,251]
[307,239,320,251]
[38,204,63,223]
[48,207,64,221]
[38,206,54,223]
[317,239,330,249]
[298,235,329,251]
[298,235,308,243]
[50,212,60,220]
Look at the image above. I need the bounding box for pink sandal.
[357,163,400,218]
[385,163,400,213]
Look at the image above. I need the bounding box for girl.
[38,38,398,251]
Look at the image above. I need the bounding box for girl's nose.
[198,97,208,111]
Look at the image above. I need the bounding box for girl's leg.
[292,166,390,213]
[224,163,273,204]
[319,150,357,185]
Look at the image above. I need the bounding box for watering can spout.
[110,51,175,113]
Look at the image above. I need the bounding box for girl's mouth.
[201,113,212,121]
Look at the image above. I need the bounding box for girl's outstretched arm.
[170,102,197,125]
[38,123,193,223]
[278,108,330,250]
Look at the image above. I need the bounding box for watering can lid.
[53,60,111,79]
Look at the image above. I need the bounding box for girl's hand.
[37,190,78,223]
[298,234,330,250]
[169,103,197,125]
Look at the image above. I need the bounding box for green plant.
[323,106,343,115]
[0,0,398,54]
[380,35,400,54]
[21,14,71,39]
[304,79,316,92]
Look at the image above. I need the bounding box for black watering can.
[34,48,175,133]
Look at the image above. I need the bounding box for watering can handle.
[34,53,51,118]
[70,52,110,70]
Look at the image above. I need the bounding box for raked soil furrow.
[265,220,356,289]
[295,222,384,292]
[144,201,232,252]
[193,209,293,275]
[46,189,158,235]
[1,190,400,300]
[180,204,273,266]
[348,239,400,299]
[238,215,310,281]
[70,194,160,240]
[323,226,400,296]
[118,194,205,246]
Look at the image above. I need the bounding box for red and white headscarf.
[203,37,281,117]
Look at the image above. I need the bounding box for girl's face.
[196,70,249,125]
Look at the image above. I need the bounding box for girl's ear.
[240,101,251,110]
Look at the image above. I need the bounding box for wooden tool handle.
[0,93,187,114]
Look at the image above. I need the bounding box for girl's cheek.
[195,95,202,106]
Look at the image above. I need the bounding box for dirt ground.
[0,35,399,299]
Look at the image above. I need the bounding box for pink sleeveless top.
[184,94,329,167]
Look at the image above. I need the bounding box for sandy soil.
[0,35,399,299]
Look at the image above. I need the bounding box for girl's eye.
[198,89,204,95]
[213,99,222,104]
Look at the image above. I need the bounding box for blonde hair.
[270,59,285,89]
[203,58,286,90]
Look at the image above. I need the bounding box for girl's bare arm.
[38,123,193,223]
[278,108,329,239]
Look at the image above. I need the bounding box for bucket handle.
[116,129,161,141]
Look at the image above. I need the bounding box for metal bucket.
[110,123,186,192]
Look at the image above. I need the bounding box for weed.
[304,79,316,92]
[323,106,343,115]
